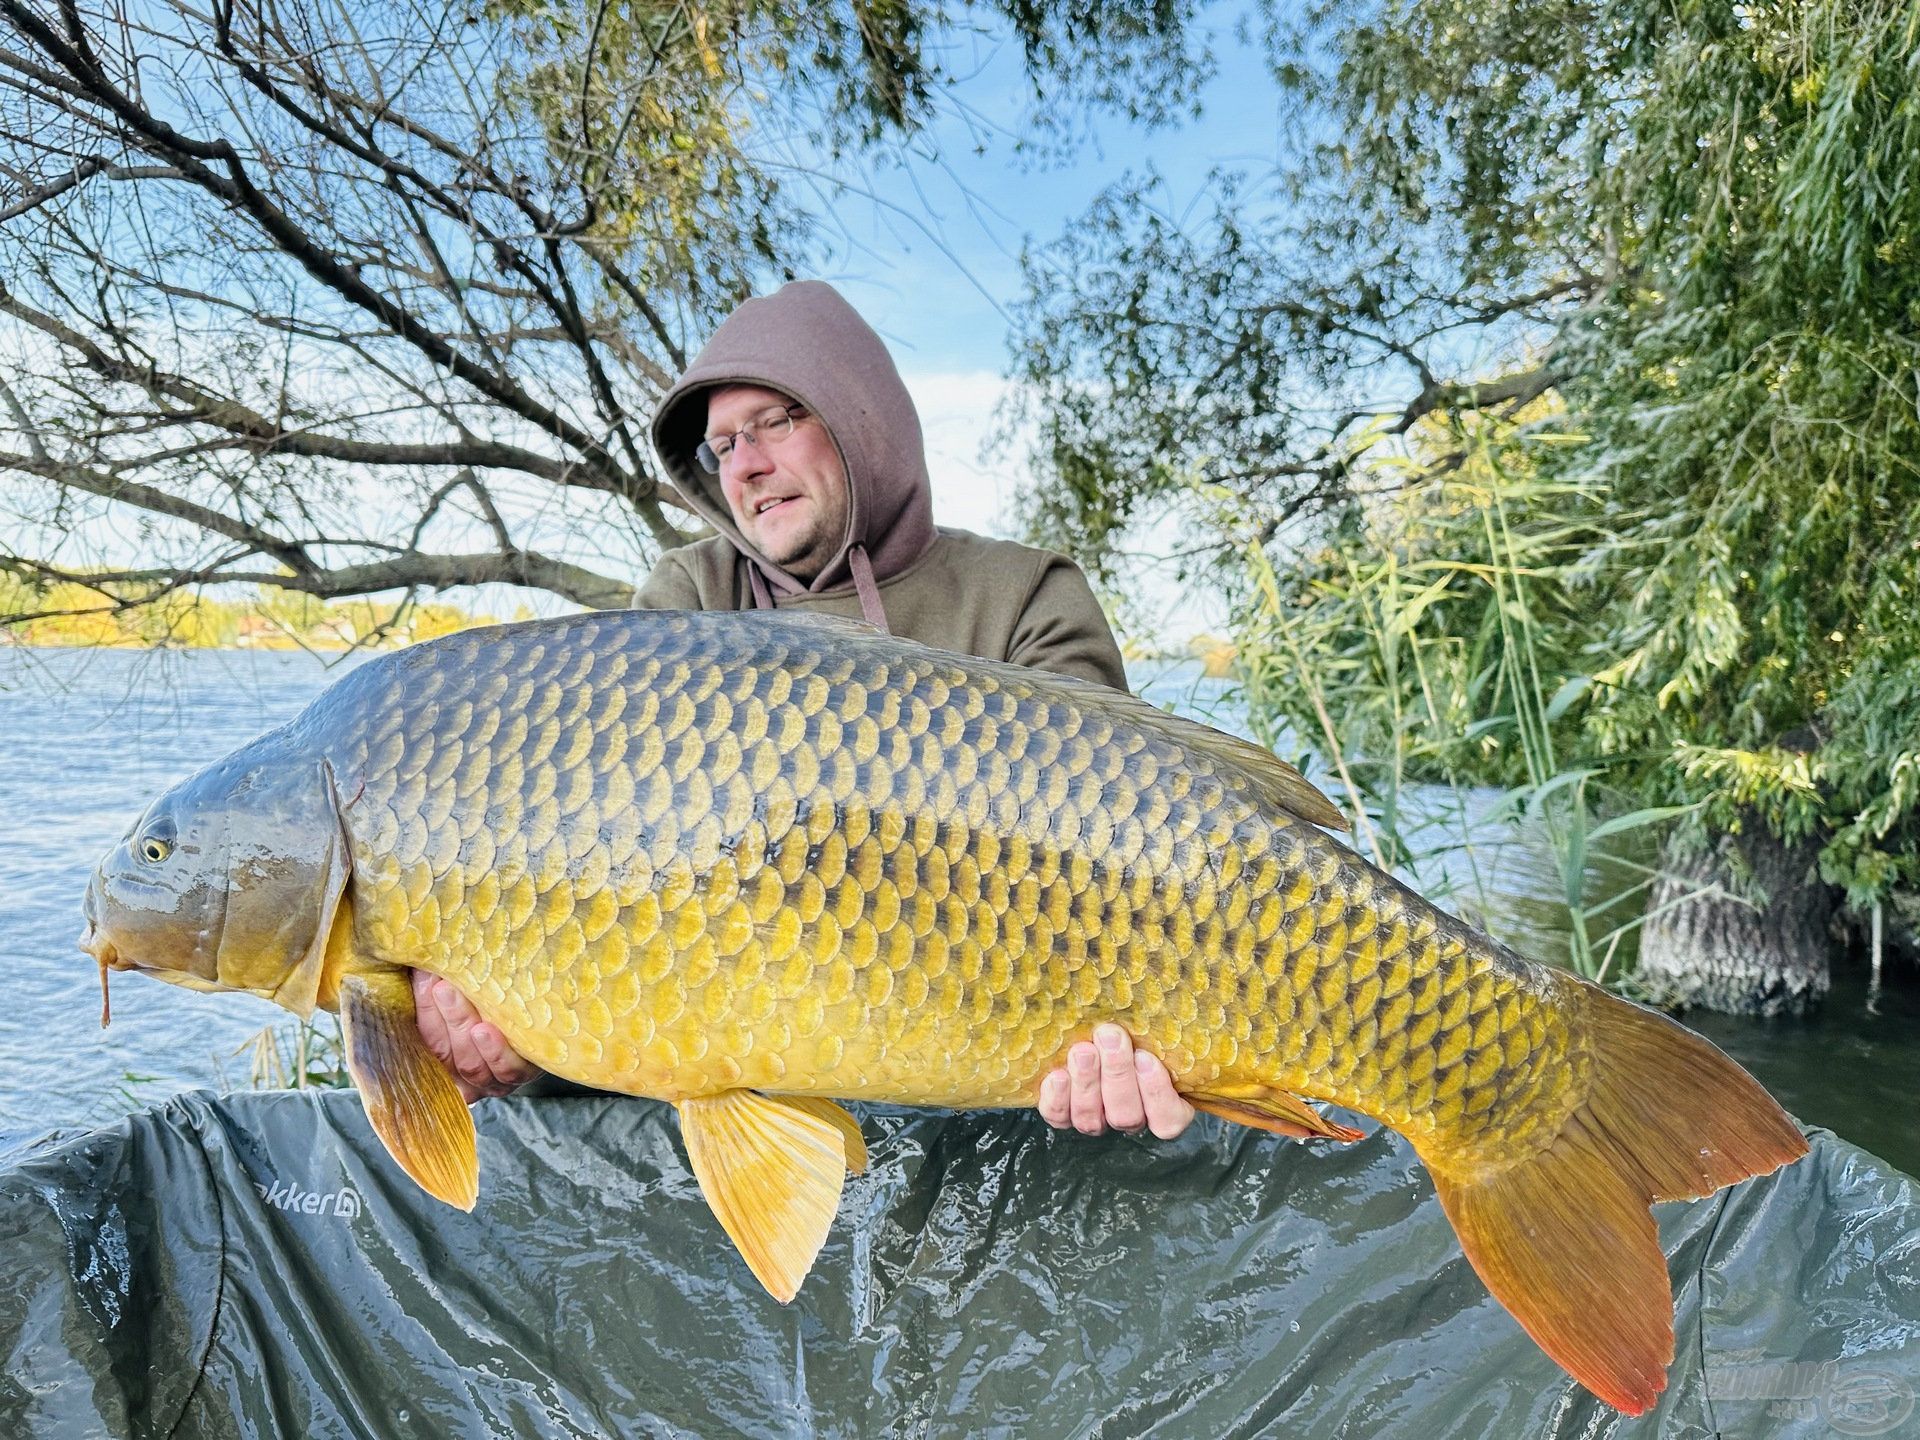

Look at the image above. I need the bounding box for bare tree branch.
[0,280,625,487]
[0,0,743,622]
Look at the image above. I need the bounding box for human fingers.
[428,977,521,1100]
[1038,1068,1072,1128]
[469,1021,540,1091]
[1067,1040,1105,1134]
[410,968,455,1063]
[1093,1024,1147,1133]
[411,972,483,1103]
[1135,1048,1196,1139]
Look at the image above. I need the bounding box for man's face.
[706,384,850,582]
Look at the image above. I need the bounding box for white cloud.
[900,368,1026,540]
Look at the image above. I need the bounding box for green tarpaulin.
[2,1092,1915,1437]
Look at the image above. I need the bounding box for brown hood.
[651,280,936,598]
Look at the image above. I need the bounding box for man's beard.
[762,513,835,581]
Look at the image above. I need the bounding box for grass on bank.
[233,1015,352,1091]
[1226,419,1713,989]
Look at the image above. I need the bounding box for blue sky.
[823,8,1286,374]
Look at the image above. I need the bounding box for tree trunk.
[1636,822,1835,1015]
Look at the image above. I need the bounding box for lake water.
[1,645,372,1142]
[3,643,1914,1176]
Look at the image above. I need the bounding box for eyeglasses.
[696,403,809,474]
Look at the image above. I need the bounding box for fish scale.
[316,612,1569,1155]
[85,608,1807,1413]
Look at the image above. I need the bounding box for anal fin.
[1189,1085,1365,1142]
[339,969,479,1210]
[678,1091,865,1302]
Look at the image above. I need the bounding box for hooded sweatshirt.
[642,280,1128,692]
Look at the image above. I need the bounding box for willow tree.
[1010,0,1920,1012]
[0,0,1202,629]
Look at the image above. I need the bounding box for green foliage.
[1014,0,1920,915]
[490,0,791,294]
[1006,175,1310,575]
[0,573,507,650]
[1548,0,1920,900]
[1232,414,1697,978]
[494,0,1214,265]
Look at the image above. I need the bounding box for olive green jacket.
[635,526,1128,693]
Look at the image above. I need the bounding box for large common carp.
[80,611,1805,1413]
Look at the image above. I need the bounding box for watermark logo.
[1710,1353,1914,1436]
[253,1176,364,1219]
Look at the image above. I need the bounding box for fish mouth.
[77,920,130,970]
[78,890,138,971]
[79,872,178,975]
[80,879,115,965]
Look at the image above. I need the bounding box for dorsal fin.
[761,609,885,637]
[1032,671,1349,831]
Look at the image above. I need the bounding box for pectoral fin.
[678,1091,865,1302]
[267,760,353,1019]
[1189,1085,1365,1142]
[339,969,479,1210]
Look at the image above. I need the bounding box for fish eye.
[137,832,173,864]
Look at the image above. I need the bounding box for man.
[416,279,1193,1141]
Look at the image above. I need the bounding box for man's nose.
[727,435,775,481]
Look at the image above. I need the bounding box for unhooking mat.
[1,1091,1915,1438]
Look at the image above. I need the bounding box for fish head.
[81,744,352,1019]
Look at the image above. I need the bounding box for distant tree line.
[0,572,513,648]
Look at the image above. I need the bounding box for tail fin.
[1420,982,1807,1415]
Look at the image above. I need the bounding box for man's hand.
[410,970,543,1103]
[1037,1023,1195,1139]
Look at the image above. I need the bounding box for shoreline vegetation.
[0,577,529,652]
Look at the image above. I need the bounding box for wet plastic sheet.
[2,1091,1915,1439]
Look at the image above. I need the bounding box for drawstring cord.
[847,544,889,632]
[747,564,775,613]
[745,543,892,634]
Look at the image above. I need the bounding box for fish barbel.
[79,611,1805,1413]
